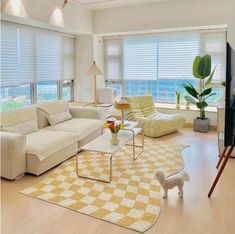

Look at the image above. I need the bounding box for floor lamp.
[87,61,103,107]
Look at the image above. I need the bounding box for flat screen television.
[224,42,235,147]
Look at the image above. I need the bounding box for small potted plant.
[104,122,123,145]
[183,54,216,133]
[175,91,181,109]
[185,99,190,110]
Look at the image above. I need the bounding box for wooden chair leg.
[208,146,234,198]
[216,147,227,169]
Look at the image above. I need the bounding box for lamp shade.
[87,61,103,76]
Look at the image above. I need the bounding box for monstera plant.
[183,54,216,132]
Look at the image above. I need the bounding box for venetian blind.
[0,22,75,87]
[104,30,226,82]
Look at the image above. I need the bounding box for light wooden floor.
[1,128,235,234]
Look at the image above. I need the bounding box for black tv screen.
[224,42,235,147]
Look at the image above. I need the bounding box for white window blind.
[19,27,35,84]
[104,39,122,80]
[158,34,199,80]
[104,30,226,83]
[0,22,75,87]
[35,31,62,82]
[201,32,226,82]
[123,37,158,80]
[1,23,20,87]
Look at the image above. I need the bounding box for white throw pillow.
[47,111,72,126]
[2,119,39,135]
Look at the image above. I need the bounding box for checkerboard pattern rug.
[21,138,188,232]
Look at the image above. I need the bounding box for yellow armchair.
[122,95,185,137]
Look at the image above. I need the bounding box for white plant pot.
[193,118,210,133]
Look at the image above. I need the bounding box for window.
[0,22,75,110]
[61,80,74,101]
[0,84,32,111]
[104,30,226,105]
[105,80,123,97]
[36,81,58,103]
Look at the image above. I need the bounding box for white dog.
[155,169,189,198]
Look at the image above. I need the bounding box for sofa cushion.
[44,118,104,141]
[2,119,39,135]
[36,100,69,129]
[47,111,72,126]
[26,130,78,161]
[0,106,38,128]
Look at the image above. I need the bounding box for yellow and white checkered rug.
[21,138,188,232]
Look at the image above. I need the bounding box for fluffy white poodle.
[155,169,189,198]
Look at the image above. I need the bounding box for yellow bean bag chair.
[123,95,185,137]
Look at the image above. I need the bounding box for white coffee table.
[77,122,144,183]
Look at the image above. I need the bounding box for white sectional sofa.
[0,100,104,180]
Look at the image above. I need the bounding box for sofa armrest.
[69,106,102,120]
[1,132,26,180]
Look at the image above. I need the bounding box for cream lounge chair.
[123,95,185,137]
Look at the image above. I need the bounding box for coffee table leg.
[75,152,113,183]
[132,130,136,160]
[141,128,144,148]
[130,129,144,160]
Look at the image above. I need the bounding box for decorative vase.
[110,133,119,145]
[176,103,180,109]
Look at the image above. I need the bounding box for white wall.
[74,35,105,102]
[93,0,235,47]
[158,108,217,126]
[1,0,93,34]
[75,35,94,102]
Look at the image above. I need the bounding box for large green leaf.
[193,56,202,79]
[196,101,208,109]
[200,88,212,97]
[203,93,216,101]
[205,66,216,86]
[187,81,199,93]
[182,84,199,99]
[184,95,197,104]
[198,54,211,79]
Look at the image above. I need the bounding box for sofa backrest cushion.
[122,96,145,120]
[36,100,69,129]
[0,107,38,128]
[47,111,72,126]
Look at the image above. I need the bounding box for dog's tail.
[181,171,190,182]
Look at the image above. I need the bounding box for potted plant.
[175,91,181,109]
[183,54,216,133]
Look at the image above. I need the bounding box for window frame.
[104,30,226,106]
[0,80,74,111]
[61,80,74,101]
[1,21,76,111]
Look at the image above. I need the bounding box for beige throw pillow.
[2,119,39,135]
[47,111,72,126]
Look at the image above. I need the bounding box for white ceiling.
[74,0,176,10]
